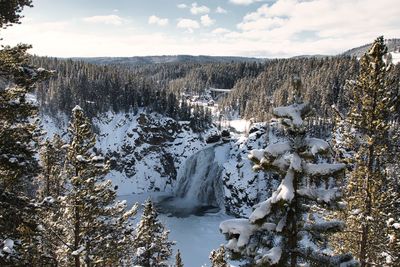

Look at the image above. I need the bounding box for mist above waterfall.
[158,144,228,217]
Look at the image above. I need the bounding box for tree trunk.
[288,172,299,267]
[74,168,81,267]
[359,144,374,267]
[74,204,80,267]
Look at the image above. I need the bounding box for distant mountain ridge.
[69,39,400,66]
[73,55,266,66]
[342,38,400,57]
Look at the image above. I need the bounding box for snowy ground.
[119,193,234,267]
[391,51,400,64]
[41,105,252,266]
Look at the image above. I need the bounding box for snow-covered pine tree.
[34,134,67,265]
[0,3,51,264]
[219,77,357,266]
[210,246,229,267]
[334,36,400,266]
[134,199,174,267]
[54,106,138,266]
[37,134,66,199]
[0,51,51,263]
[175,249,184,267]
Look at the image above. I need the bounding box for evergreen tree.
[210,246,228,267]
[0,2,51,264]
[34,134,66,265]
[37,134,66,199]
[133,199,174,267]
[175,249,184,267]
[54,106,138,266]
[334,37,400,266]
[0,0,32,29]
[219,78,357,266]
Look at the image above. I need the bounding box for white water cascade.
[158,145,226,216]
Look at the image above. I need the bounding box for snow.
[299,234,319,252]
[250,167,296,223]
[37,108,297,265]
[273,103,308,127]
[305,163,346,176]
[72,105,83,112]
[76,155,86,162]
[228,119,251,134]
[290,152,302,172]
[393,223,400,229]
[91,155,104,161]
[257,246,282,265]
[8,157,18,163]
[387,218,395,225]
[271,153,291,170]
[250,199,272,222]
[297,187,341,204]
[71,246,84,256]
[220,219,256,250]
[274,169,295,202]
[2,239,14,254]
[390,51,400,65]
[265,142,291,157]
[249,149,264,161]
[381,252,393,264]
[42,196,55,204]
[26,93,38,105]
[305,138,330,155]
[276,215,286,232]
[42,111,208,195]
[120,193,233,267]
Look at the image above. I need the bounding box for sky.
[1,0,399,58]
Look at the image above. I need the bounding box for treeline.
[32,57,264,123]
[220,55,400,121]
[34,54,400,126]
[220,56,358,120]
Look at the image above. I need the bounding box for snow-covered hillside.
[41,110,274,217]
[42,111,208,194]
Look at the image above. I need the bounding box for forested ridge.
[33,54,400,124]
[33,57,264,116]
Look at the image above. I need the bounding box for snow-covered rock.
[41,112,281,217]
[41,111,208,195]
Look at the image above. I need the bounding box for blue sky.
[1,0,399,57]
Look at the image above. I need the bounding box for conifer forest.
[0,1,399,266]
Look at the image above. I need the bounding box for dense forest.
[34,53,400,124]
[1,1,400,267]
[221,55,400,121]
[33,57,264,117]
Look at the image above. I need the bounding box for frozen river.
[119,193,234,267]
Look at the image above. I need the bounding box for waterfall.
[158,145,227,216]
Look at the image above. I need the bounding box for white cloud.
[238,17,286,31]
[177,18,200,33]
[2,0,400,58]
[200,15,215,27]
[190,2,210,15]
[177,3,188,9]
[215,6,228,14]
[230,0,263,6]
[227,0,400,56]
[212,28,231,35]
[83,15,125,25]
[148,15,169,26]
